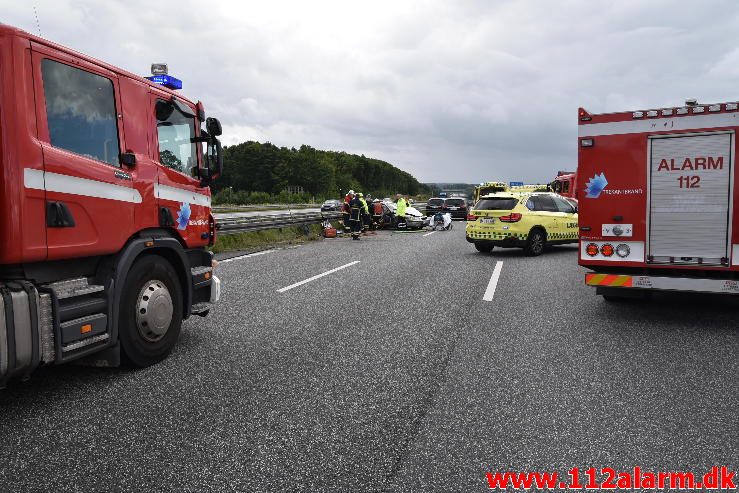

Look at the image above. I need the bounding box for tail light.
[467,212,478,221]
[208,214,217,246]
[600,243,614,257]
[585,243,599,256]
[499,213,522,222]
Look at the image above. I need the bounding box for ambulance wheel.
[524,229,546,256]
[119,255,183,368]
[475,243,493,253]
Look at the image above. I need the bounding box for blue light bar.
[509,181,524,187]
[145,74,183,90]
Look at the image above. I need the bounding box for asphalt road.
[0,225,737,492]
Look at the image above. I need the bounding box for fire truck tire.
[475,243,494,253]
[119,255,183,368]
[523,228,546,256]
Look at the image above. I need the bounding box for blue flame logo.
[585,172,608,198]
[176,202,191,230]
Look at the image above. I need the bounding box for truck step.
[58,297,107,321]
[60,313,107,347]
[62,333,109,353]
[44,278,104,300]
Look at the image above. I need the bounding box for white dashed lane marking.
[483,261,503,302]
[277,261,360,293]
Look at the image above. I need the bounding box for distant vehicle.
[550,171,578,201]
[382,201,427,230]
[425,198,445,216]
[443,197,468,220]
[466,192,578,256]
[473,182,508,203]
[320,199,342,212]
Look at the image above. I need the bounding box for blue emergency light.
[509,181,524,187]
[145,74,183,90]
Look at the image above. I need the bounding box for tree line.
[212,141,431,204]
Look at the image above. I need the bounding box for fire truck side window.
[155,100,197,177]
[40,59,121,166]
[561,181,569,194]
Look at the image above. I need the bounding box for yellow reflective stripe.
[586,274,608,285]
[610,275,632,287]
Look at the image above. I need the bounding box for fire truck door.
[648,132,733,265]
[150,94,210,247]
[31,47,135,260]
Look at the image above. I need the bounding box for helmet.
[348,189,355,195]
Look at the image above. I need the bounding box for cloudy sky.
[3,1,739,183]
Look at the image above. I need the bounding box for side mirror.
[201,135,223,184]
[206,117,222,137]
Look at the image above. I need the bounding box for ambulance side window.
[155,100,197,178]
[41,59,121,166]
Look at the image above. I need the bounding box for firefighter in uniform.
[358,193,370,232]
[349,193,363,240]
[342,190,354,231]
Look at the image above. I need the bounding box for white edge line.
[277,261,360,293]
[422,231,436,237]
[219,249,274,264]
[483,261,503,302]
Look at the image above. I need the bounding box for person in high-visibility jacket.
[358,193,369,232]
[396,195,407,228]
[349,194,363,240]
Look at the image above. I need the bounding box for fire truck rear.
[0,25,223,386]
[579,99,739,298]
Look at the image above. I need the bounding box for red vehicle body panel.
[578,103,739,272]
[0,25,211,265]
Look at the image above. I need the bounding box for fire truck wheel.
[119,255,183,367]
[475,243,493,253]
[524,228,546,256]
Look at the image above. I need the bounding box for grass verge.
[211,224,324,254]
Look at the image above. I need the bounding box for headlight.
[615,243,631,258]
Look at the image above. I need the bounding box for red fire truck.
[0,25,223,385]
[578,99,739,299]
[550,171,578,201]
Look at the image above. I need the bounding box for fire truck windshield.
[156,100,197,177]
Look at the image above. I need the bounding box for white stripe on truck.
[579,112,739,137]
[24,168,143,204]
[154,183,211,207]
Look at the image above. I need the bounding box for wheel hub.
[135,280,173,342]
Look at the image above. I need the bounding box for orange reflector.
[585,243,599,256]
[585,273,633,287]
[81,324,92,334]
[601,244,614,257]
[204,272,211,280]
[145,241,154,247]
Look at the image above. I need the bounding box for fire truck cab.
[578,100,739,298]
[0,25,223,385]
[550,171,578,201]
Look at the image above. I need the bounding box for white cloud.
[3,0,739,183]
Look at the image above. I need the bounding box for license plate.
[481,218,495,223]
[448,207,458,210]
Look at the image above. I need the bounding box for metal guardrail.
[215,201,431,236]
[216,210,342,235]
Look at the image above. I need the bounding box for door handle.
[46,201,76,228]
